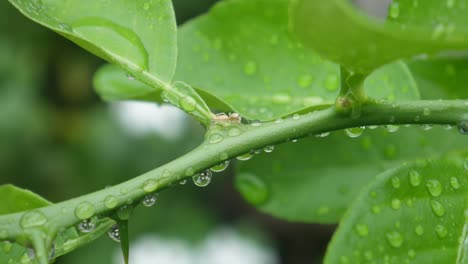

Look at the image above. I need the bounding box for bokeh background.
[0,0,390,263]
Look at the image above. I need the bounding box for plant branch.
[0,99,467,246]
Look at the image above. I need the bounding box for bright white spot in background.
[110,101,186,140]
[113,227,279,264]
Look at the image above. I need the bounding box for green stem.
[0,99,467,243]
[335,66,368,117]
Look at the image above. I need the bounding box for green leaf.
[0,184,51,215]
[325,156,468,264]
[173,0,418,121]
[8,0,177,89]
[408,57,468,100]
[236,127,468,223]
[93,64,163,102]
[290,0,468,73]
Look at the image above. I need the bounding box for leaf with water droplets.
[325,155,468,263]
[173,0,418,121]
[290,0,468,73]
[9,0,177,91]
[236,127,468,223]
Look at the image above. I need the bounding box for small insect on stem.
[213,112,242,124]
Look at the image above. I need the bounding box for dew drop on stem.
[142,193,158,207]
[192,170,212,187]
[210,160,230,172]
[78,219,96,233]
[108,225,121,242]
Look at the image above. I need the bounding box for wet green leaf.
[8,0,177,89]
[236,127,468,223]
[325,155,468,263]
[290,0,468,73]
[97,0,419,121]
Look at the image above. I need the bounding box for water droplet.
[292,114,300,120]
[340,256,350,264]
[385,125,400,133]
[244,61,257,76]
[192,170,212,187]
[386,231,403,248]
[415,225,424,236]
[3,241,12,252]
[208,133,223,144]
[179,179,187,185]
[250,120,262,127]
[142,193,158,207]
[420,124,433,131]
[355,224,369,237]
[180,96,197,112]
[450,177,460,190]
[430,200,446,217]
[108,225,121,242]
[210,160,230,172]
[459,121,468,134]
[126,73,135,80]
[143,179,158,193]
[464,158,468,170]
[291,138,298,143]
[263,145,275,153]
[104,195,118,209]
[237,153,254,161]
[444,124,454,130]
[367,125,378,129]
[317,206,330,215]
[227,127,241,137]
[371,205,381,214]
[236,173,269,205]
[435,224,448,238]
[325,74,339,91]
[408,249,416,259]
[389,2,400,19]
[345,127,364,138]
[315,132,330,138]
[408,170,422,187]
[74,202,95,220]
[297,75,313,88]
[20,211,47,228]
[143,2,150,10]
[425,179,442,197]
[78,219,96,233]
[391,198,401,210]
[117,205,133,220]
[391,177,401,189]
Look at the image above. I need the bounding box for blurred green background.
[0,1,334,263]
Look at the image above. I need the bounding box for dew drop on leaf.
[464,158,468,171]
[420,124,433,131]
[297,74,313,88]
[236,173,269,206]
[345,127,364,138]
[243,61,257,76]
[74,202,95,220]
[180,96,197,112]
[315,132,330,138]
[192,170,212,187]
[179,179,187,185]
[430,200,446,217]
[459,121,468,134]
[210,160,230,172]
[263,145,275,153]
[450,177,461,190]
[104,195,118,209]
[78,219,96,233]
[143,179,158,193]
[250,120,262,127]
[371,205,381,214]
[408,170,422,187]
[228,127,241,137]
[355,224,369,237]
[142,193,158,207]
[388,2,400,19]
[435,224,448,238]
[385,125,400,133]
[391,176,401,189]
[237,152,254,161]
[20,211,47,228]
[414,225,424,236]
[386,231,403,248]
[425,179,443,197]
[108,225,121,242]
[391,198,401,210]
[208,133,224,144]
[408,249,416,259]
